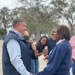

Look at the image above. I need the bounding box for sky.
[0,0,20,9]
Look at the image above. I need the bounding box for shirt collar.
[11,29,23,39]
[56,39,65,45]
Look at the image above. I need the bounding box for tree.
[50,0,75,35]
[0,7,10,34]
[0,28,6,35]
[19,0,57,40]
[0,7,20,34]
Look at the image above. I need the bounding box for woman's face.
[41,37,47,45]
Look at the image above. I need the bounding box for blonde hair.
[24,31,29,36]
[50,29,57,35]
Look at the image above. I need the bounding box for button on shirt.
[7,30,30,75]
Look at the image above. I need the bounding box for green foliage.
[19,7,57,34]
[51,0,68,7]
[49,0,75,34]
[0,0,74,36]
[18,0,58,40]
[0,28,6,35]
[0,7,20,34]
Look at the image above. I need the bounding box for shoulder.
[7,39,19,46]
[47,38,53,44]
[70,35,75,40]
[56,40,71,51]
[48,38,52,41]
[58,40,69,45]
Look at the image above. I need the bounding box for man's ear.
[16,22,20,27]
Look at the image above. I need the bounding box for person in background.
[23,31,37,75]
[28,37,36,53]
[35,36,48,57]
[37,25,72,75]
[47,29,57,54]
[2,18,32,75]
[35,36,48,73]
[69,23,75,75]
[28,37,38,75]
[23,31,30,42]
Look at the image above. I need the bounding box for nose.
[25,27,28,31]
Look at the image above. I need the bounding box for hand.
[43,55,48,61]
[34,50,38,54]
[43,46,48,57]
[34,50,38,57]
[32,43,36,50]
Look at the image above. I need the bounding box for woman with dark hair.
[32,36,48,75]
[35,36,48,57]
[37,25,72,75]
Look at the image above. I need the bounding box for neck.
[13,28,22,35]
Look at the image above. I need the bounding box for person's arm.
[35,44,44,57]
[31,43,36,51]
[34,50,43,57]
[7,39,31,75]
[37,45,66,75]
[43,46,48,57]
[43,55,48,61]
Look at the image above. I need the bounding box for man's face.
[17,22,27,35]
[50,32,56,40]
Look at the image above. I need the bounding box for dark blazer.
[47,38,57,54]
[37,40,72,75]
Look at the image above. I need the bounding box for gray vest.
[2,31,31,75]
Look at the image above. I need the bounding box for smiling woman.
[0,0,20,9]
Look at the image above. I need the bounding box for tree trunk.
[36,25,41,41]
[4,25,7,35]
[70,24,74,36]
